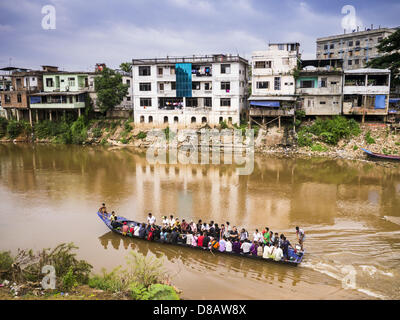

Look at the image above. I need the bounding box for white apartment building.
[249,43,300,125]
[131,55,248,127]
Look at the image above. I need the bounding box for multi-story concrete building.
[131,54,248,127]
[29,68,91,121]
[248,43,300,126]
[343,68,391,121]
[0,66,46,123]
[316,26,398,70]
[296,59,343,116]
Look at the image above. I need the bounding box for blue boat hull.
[97,212,304,266]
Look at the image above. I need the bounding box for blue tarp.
[250,101,280,107]
[374,95,386,109]
[389,98,400,103]
[30,96,41,104]
[175,63,192,98]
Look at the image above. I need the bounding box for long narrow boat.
[361,148,400,161]
[97,212,305,266]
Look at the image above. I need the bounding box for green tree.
[119,62,132,74]
[367,29,400,87]
[95,67,129,114]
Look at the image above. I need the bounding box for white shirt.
[225,241,232,252]
[253,232,263,242]
[186,234,193,245]
[147,216,156,225]
[162,218,169,226]
[134,225,140,236]
[263,246,272,259]
[274,247,284,261]
[241,242,252,253]
[169,219,175,227]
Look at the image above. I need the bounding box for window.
[191,117,196,123]
[256,81,268,89]
[355,59,360,65]
[355,40,360,46]
[278,44,285,50]
[300,80,314,88]
[348,41,353,47]
[159,83,164,91]
[331,81,338,85]
[164,116,169,124]
[220,98,231,107]
[127,96,131,101]
[274,77,281,90]
[202,117,207,123]
[254,61,271,68]
[139,66,151,76]
[171,82,176,90]
[221,82,230,91]
[31,77,36,81]
[330,44,334,49]
[158,67,163,76]
[126,79,131,86]
[68,77,75,87]
[139,83,151,91]
[140,116,145,123]
[348,60,353,66]
[320,78,327,88]
[17,94,22,103]
[5,94,10,103]
[221,64,231,74]
[16,78,22,88]
[204,82,212,91]
[170,67,175,75]
[204,97,212,107]
[377,37,383,43]
[174,116,179,123]
[149,116,153,123]
[46,78,54,87]
[349,51,353,57]
[320,101,326,105]
[140,98,152,107]
[324,44,328,50]
[186,98,198,107]
[192,82,200,90]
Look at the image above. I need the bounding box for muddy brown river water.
[1,144,399,299]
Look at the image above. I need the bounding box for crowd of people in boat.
[99,204,306,262]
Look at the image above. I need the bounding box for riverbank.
[1,117,399,164]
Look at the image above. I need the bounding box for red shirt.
[197,235,205,247]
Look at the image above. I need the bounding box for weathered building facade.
[131,55,248,127]
[316,26,398,70]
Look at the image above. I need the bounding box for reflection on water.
[1,144,400,299]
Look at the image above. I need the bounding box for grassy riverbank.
[1,115,399,162]
[0,243,181,301]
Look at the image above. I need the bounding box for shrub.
[62,267,77,291]
[311,143,328,152]
[71,116,88,144]
[89,267,125,293]
[219,120,228,130]
[136,131,147,140]
[124,122,133,132]
[7,120,31,139]
[353,145,359,151]
[130,283,179,300]
[297,129,313,147]
[365,131,376,144]
[0,117,8,138]
[92,127,102,139]
[0,251,14,273]
[120,137,129,144]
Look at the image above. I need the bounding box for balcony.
[249,108,294,117]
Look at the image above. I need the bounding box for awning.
[250,101,280,107]
[389,98,400,103]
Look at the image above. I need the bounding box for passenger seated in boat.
[240,228,249,241]
[250,241,259,256]
[138,223,146,239]
[213,224,220,240]
[147,213,156,225]
[273,233,280,246]
[197,232,205,247]
[202,232,210,249]
[111,215,122,229]
[181,219,189,233]
[170,228,179,244]
[186,231,193,245]
[122,222,129,235]
[162,216,168,226]
[273,244,284,262]
[218,236,227,252]
[99,203,108,215]
[225,238,233,252]
[160,226,168,242]
[110,211,117,223]
[147,225,156,241]
[192,233,198,247]
[210,238,219,252]
[232,239,241,254]
[190,221,197,234]
[201,222,209,233]
[196,220,202,232]
[263,244,273,259]
[229,227,239,241]
[263,228,270,246]
[134,224,140,237]
[153,225,161,241]
[240,239,252,254]
[169,215,175,227]
[257,243,263,256]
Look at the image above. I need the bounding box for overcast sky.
[0,0,399,71]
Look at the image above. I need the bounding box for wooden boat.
[361,148,400,161]
[97,212,305,266]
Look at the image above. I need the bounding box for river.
[0,143,399,299]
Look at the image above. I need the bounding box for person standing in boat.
[162,216,169,227]
[296,226,305,250]
[147,213,156,225]
[99,203,108,216]
[253,229,263,244]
